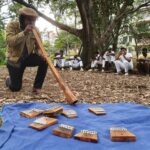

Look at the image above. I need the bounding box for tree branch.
[100,1,150,44]
[12,0,82,38]
[129,1,150,14]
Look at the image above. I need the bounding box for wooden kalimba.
[20,108,44,119]
[110,127,136,142]
[88,107,106,115]
[52,124,75,138]
[29,116,58,130]
[61,109,78,118]
[74,130,98,143]
[43,106,63,117]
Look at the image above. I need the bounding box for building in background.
[118,6,150,55]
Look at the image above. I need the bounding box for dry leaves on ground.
[0,67,150,106]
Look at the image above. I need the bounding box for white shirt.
[120,53,133,67]
[72,57,81,64]
[96,54,100,60]
[103,51,115,62]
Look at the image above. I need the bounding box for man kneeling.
[5,7,48,94]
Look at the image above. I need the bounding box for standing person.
[5,7,48,94]
[54,50,65,70]
[114,47,133,75]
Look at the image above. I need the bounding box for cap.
[19,7,38,17]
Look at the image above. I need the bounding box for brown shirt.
[6,20,41,65]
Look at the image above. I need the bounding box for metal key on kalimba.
[74,129,98,143]
[110,127,136,142]
[88,107,106,115]
[43,106,63,117]
[29,116,58,130]
[52,124,75,138]
[20,108,44,118]
[61,109,78,118]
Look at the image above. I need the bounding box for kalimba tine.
[20,108,44,118]
[88,107,106,115]
[52,124,75,138]
[110,127,136,142]
[61,109,78,118]
[74,130,98,143]
[29,116,58,130]
[43,106,63,117]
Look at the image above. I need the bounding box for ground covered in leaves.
[0,66,150,106]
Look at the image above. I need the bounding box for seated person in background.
[69,55,84,71]
[102,47,115,72]
[114,47,133,76]
[89,51,103,71]
[54,50,65,70]
[137,48,150,75]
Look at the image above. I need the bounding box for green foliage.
[136,22,150,34]
[0,48,6,65]
[8,3,23,18]
[29,0,77,19]
[37,0,79,26]
[49,0,76,15]
[0,30,6,65]
[54,31,81,50]
[0,17,4,30]
[2,0,150,66]
[43,40,54,55]
[128,5,150,41]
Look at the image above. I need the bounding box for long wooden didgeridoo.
[32,28,78,104]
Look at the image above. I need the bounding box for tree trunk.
[80,30,95,68]
[76,0,97,68]
[134,37,138,59]
[112,20,122,51]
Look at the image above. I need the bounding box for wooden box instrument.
[61,109,78,118]
[52,124,75,138]
[74,130,98,143]
[20,108,44,118]
[88,107,106,115]
[29,116,58,130]
[43,106,63,117]
[110,127,136,142]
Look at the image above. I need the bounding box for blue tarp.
[0,102,150,150]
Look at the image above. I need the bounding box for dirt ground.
[0,66,150,106]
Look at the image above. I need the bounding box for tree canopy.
[1,0,150,67]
